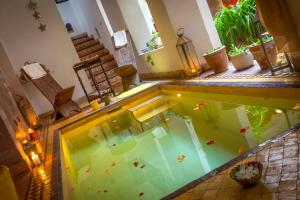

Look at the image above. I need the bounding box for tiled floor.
[173,128,300,200]
[198,61,299,80]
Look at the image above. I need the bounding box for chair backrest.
[31,74,63,105]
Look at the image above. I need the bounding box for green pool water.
[61,91,300,200]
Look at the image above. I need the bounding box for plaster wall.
[163,0,221,66]
[56,1,85,37]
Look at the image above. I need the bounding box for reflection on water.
[61,92,300,200]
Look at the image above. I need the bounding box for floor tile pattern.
[174,129,300,200]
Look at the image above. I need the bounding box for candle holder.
[28,128,38,141]
[30,151,41,167]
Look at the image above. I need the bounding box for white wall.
[0,0,84,114]
[101,0,127,32]
[117,0,153,54]
[56,1,85,37]
[163,0,221,65]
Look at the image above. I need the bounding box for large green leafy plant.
[214,0,258,50]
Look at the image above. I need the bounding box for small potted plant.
[229,46,254,71]
[203,46,228,74]
[249,35,278,70]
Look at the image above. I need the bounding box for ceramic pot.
[249,39,278,70]
[203,46,228,74]
[231,50,254,71]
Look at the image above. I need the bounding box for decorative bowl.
[230,161,263,187]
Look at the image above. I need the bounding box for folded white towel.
[22,63,47,79]
[113,30,128,48]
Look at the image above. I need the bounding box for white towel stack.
[22,63,47,79]
[113,30,128,48]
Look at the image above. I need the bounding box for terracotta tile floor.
[198,61,299,79]
[174,128,300,200]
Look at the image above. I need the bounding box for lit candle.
[31,152,41,166]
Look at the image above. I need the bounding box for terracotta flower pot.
[249,40,278,70]
[231,51,254,71]
[203,46,228,74]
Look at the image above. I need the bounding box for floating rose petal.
[85,167,91,173]
[140,165,146,169]
[177,154,186,162]
[111,162,116,167]
[240,126,250,134]
[133,161,139,167]
[104,190,108,193]
[238,147,246,154]
[206,140,215,145]
[139,192,144,196]
[112,144,117,147]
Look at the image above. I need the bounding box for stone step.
[77,43,105,58]
[71,32,88,41]
[73,35,94,46]
[75,39,101,52]
[80,49,110,61]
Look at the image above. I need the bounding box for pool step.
[128,95,178,123]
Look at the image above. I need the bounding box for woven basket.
[230,161,263,187]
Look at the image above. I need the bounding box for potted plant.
[203,46,228,74]
[249,35,278,70]
[229,46,254,71]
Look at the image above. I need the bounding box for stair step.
[102,59,118,71]
[77,44,105,57]
[80,49,110,61]
[100,54,114,63]
[71,32,88,41]
[75,40,101,52]
[73,36,94,46]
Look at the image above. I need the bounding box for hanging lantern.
[176,28,201,77]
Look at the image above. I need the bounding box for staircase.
[71,33,122,95]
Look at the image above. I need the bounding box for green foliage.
[228,45,248,57]
[248,35,273,47]
[205,46,224,55]
[245,105,272,142]
[146,32,162,52]
[146,54,155,66]
[214,0,258,50]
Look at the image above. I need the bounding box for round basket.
[230,161,263,187]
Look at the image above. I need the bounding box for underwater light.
[274,109,283,114]
[177,93,181,97]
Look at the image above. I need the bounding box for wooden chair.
[21,63,81,119]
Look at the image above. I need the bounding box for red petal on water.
[133,161,139,167]
[206,140,215,145]
[240,126,250,134]
[111,162,116,167]
[85,167,91,173]
[140,165,145,169]
[238,147,246,154]
[139,192,144,196]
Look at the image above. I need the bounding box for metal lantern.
[253,14,294,75]
[176,28,201,77]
